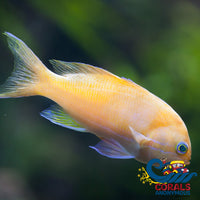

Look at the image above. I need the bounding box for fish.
[0,32,191,165]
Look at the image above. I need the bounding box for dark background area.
[0,0,199,199]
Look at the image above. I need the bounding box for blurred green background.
[0,0,200,199]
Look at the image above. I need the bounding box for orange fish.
[0,32,191,164]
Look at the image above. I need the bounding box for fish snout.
[184,160,190,166]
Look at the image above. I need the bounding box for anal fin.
[40,105,87,132]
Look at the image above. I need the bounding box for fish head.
[144,123,191,165]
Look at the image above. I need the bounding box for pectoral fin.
[129,126,164,148]
[40,105,87,132]
[129,126,151,145]
[89,139,134,159]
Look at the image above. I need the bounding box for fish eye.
[176,142,188,154]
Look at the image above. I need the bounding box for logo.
[137,159,197,196]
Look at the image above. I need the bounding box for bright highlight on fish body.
[0,32,191,164]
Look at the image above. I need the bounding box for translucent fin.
[40,105,87,132]
[129,126,165,147]
[121,77,138,85]
[89,139,134,159]
[129,126,150,144]
[49,60,115,76]
[0,32,47,98]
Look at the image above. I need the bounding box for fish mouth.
[184,160,190,166]
[184,154,191,166]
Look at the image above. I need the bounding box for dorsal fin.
[49,60,116,76]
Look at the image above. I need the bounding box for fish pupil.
[180,145,186,152]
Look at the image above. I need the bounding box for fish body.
[0,33,191,164]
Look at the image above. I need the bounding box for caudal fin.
[0,32,47,98]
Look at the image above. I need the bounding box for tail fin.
[0,32,47,98]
